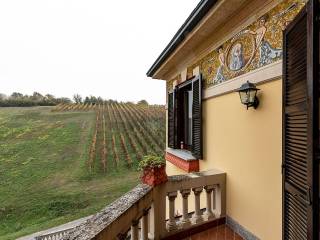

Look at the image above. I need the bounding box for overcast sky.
[0,0,197,104]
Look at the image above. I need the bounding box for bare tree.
[73,94,83,104]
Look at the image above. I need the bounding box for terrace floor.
[183,224,243,240]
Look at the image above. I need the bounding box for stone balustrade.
[35,228,73,240]
[160,169,226,239]
[62,169,226,240]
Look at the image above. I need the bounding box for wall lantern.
[236,81,260,110]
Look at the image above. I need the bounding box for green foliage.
[137,99,148,105]
[138,154,165,170]
[0,92,71,107]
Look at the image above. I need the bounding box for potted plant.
[139,154,167,186]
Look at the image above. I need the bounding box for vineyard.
[52,102,166,173]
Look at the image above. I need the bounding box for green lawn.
[0,107,140,240]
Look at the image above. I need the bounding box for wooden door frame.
[306,0,319,238]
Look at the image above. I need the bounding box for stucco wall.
[201,79,282,239]
[165,79,282,239]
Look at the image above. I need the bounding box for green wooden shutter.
[173,87,180,149]
[282,1,319,239]
[191,75,202,159]
[167,92,175,148]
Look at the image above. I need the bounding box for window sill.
[165,148,199,173]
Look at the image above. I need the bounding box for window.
[167,75,202,159]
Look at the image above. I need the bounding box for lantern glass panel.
[239,91,249,104]
[249,89,257,103]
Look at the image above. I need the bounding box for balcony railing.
[35,228,73,240]
[63,169,226,240]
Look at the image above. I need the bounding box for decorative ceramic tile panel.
[166,75,180,93]
[167,0,306,91]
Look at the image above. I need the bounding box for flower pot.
[141,165,168,186]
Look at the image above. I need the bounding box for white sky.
[0,0,198,104]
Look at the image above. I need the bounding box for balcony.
[59,169,236,240]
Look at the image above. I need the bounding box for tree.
[11,92,23,99]
[89,96,97,104]
[31,92,44,101]
[73,94,83,104]
[97,97,103,104]
[45,94,55,100]
[0,93,7,100]
[84,96,91,104]
[137,100,148,105]
[55,97,71,104]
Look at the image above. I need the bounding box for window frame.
[167,74,202,159]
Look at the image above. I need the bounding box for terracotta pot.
[141,165,168,186]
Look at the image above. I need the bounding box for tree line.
[0,92,72,107]
[0,92,149,107]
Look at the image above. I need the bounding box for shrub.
[138,154,165,170]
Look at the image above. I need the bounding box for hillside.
[52,102,166,171]
[0,103,165,239]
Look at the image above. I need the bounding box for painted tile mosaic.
[167,0,306,92]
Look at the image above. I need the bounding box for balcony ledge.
[63,184,152,240]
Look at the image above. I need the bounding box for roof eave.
[146,0,218,79]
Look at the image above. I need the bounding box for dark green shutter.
[191,75,202,159]
[173,87,180,149]
[167,92,175,148]
[282,1,319,239]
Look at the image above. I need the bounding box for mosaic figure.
[246,16,282,67]
[229,43,244,71]
[259,41,282,66]
[213,47,226,84]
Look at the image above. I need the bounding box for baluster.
[166,191,178,231]
[215,184,222,217]
[130,220,139,240]
[192,187,203,224]
[204,185,215,220]
[179,189,191,228]
[212,186,216,212]
[141,208,150,240]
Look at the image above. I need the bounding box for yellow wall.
[200,79,282,239]
[165,79,282,239]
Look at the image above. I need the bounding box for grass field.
[0,105,164,239]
